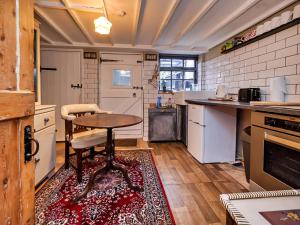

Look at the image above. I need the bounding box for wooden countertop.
[185,99,300,117]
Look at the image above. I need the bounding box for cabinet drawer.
[34,110,55,132]
[188,104,204,124]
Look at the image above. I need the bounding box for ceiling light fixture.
[94,16,112,35]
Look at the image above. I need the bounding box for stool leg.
[76,149,83,183]
[65,141,70,169]
[89,146,95,159]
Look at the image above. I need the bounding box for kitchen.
[1,0,300,225]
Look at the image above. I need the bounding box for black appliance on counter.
[238,88,261,102]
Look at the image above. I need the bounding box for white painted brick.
[234,74,244,81]
[251,79,266,87]
[276,45,298,59]
[245,72,258,80]
[244,57,258,66]
[286,95,300,102]
[259,52,275,63]
[258,69,274,78]
[286,85,296,94]
[245,42,258,52]
[267,58,285,69]
[239,80,250,88]
[240,51,252,60]
[252,47,267,57]
[244,66,252,73]
[234,47,246,56]
[286,34,300,47]
[276,26,298,41]
[258,35,275,47]
[286,54,300,66]
[285,75,300,84]
[267,40,285,53]
[225,76,234,82]
[275,65,297,76]
[298,64,300,74]
[230,68,240,76]
[252,63,266,72]
[297,85,300,94]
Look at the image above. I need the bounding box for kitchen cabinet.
[188,104,236,163]
[34,105,56,185]
[149,108,177,141]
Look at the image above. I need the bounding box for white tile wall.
[83,58,98,104]
[202,23,300,102]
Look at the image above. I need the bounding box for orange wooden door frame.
[0,1,35,224]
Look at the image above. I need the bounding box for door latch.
[24,125,39,163]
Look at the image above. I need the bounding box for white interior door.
[100,53,143,139]
[41,49,82,141]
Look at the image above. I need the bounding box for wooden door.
[99,53,143,139]
[41,49,82,141]
[0,1,35,224]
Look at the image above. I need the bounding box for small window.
[159,55,198,91]
[112,70,132,87]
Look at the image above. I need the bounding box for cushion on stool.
[71,129,113,149]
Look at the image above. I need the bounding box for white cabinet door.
[188,104,204,124]
[34,125,56,185]
[188,121,204,162]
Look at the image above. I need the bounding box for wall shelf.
[221,17,300,54]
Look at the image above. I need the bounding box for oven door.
[251,126,300,190]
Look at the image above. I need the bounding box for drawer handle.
[44,117,50,124]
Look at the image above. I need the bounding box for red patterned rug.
[35,150,176,225]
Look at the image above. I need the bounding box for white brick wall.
[83,59,98,104]
[202,23,300,102]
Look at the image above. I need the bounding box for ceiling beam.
[171,0,218,46]
[205,0,298,50]
[61,0,94,45]
[152,0,181,45]
[192,0,261,49]
[35,0,103,13]
[40,32,54,44]
[34,6,74,44]
[131,0,143,46]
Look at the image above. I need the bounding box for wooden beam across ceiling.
[191,0,261,49]
[61,0,94,45]
[131,0,143,46]
[171,0,218,47]
[152,0,181,45]
[35,0,103,13]
[102,0,113,45]
[34,6,74,44]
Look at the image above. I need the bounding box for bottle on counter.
[156,96,162,108]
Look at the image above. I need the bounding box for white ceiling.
[35,0,297,54]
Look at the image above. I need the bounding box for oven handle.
[264,132,300,152]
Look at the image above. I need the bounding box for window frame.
[159,54,198,91]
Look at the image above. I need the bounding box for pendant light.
[94,16,112,35]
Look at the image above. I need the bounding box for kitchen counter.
[185,99,300,117]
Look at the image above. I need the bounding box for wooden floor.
[53,141,248,225]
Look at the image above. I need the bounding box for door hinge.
[99,57,122,64]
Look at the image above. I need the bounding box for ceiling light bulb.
[94,16,112,35]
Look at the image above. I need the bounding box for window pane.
[160,80,171,90]
[172,80,183,91]
[172,71,183,79]
[160,71,171,79]
[112,70,131,87]
[184,59,195,68]
[184,80,195,91]
[160,58,171,67]
[172,59,183,67]
[184,71,195,79]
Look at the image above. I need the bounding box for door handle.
[264,132,300,152]
[24,125,40,163]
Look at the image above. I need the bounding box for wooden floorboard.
[45,141,248,225]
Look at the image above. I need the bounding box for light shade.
[94,16,112,35]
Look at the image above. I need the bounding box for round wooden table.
[73,113,143,201]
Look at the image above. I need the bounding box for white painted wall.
[202,24,300,102]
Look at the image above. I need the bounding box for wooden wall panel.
[0,120,21,225]
[20,0,34,91]
[0,1,17,90]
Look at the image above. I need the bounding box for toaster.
[238,88,261,102]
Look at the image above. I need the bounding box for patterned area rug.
[35,150,175,225]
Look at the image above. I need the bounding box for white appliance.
[174,91,215,105]
[188,104,236,163]
[216,84,227,98]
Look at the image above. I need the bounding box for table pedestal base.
[73,128,143,202]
